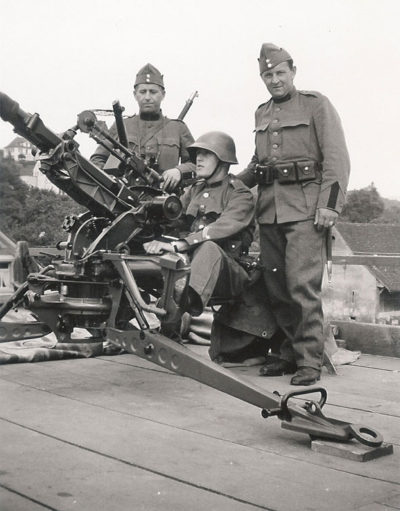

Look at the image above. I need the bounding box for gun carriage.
[0,92,385,449]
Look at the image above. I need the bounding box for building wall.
[4,140,35,161]
[0,256,14,302]
[322,229,380,323]
[0,232,17,304]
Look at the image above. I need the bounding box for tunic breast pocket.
[158,136,180,169]
[280,117,311,153]
[254,123,269,160]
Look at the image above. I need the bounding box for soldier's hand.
[143,240,175,255]
[161,168,181,192]
[314,208,338,231]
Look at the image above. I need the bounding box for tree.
[341,183,385,223]
[371,205,400,224]
[0,158,29,231]
[0,157,84,246]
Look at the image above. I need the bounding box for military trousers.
[259,219,326,370]
[189,241,250,312]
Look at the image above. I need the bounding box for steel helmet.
[187,131,238,165]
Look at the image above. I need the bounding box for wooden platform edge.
[311,439,394,462]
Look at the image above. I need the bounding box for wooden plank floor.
[0,347,399,511]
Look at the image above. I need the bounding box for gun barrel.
[0,91,61,152]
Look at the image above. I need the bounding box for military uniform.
[238,44,350,372]
[179,173,255,311]
[90,114,195,176]
[90,62,195,179]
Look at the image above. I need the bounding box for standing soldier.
[238,43,350,385]
[90,63,195,191]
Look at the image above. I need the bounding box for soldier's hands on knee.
[161,168,181,192]
[314,208,338,231]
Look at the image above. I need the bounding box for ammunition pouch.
[254,160,320,185]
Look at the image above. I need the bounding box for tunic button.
[271,157,277,162]
[273,119,279,123]
[203,192,209,198]
[273,131,278,136]
[272,144,278,149]
[276,107,281,112]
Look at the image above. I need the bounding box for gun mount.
[0,92,386,451]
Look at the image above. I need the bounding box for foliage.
[0,157,84,246]
[371,204,400,224]
[341,183,385,223]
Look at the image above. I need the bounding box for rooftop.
[337,222,400,292]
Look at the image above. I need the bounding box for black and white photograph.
[0,0,399,509]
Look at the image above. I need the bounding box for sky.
[1,0,400,198]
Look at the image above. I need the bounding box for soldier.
[143,131,255,318]
[238,43,350,385]
[90,63,195,191]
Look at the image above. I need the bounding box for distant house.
[2,137,58,191]
[3,136,35,162]
[323,223,400,324]
[0,230,16,303]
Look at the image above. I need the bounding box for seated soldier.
[143,131,255,318]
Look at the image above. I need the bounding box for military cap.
[258,43,292,74]
[134,63,164,88]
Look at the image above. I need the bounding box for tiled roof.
[336,222,400,292]
[4,136,28,148]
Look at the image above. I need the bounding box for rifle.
[0,91,385,450]
[177,91,199,121]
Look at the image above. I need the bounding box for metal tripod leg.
[106,326,280,410]
[106,326,385,448]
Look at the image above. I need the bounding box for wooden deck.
[0,347,399,510]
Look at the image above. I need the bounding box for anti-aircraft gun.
[0,92,386,450]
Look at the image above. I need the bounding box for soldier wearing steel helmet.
[238,43,350,385]
[144,131,255,316]
[90,63,195,192]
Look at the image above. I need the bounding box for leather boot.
[290,367,321,386]
[259,359,296,376]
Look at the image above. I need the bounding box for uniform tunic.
[179,174,255,310]
[90,113,195,176]
[238,88,350,370]
[239,88,350,221]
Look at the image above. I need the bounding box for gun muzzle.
[0,91,61,151]
[0,92,21,123]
